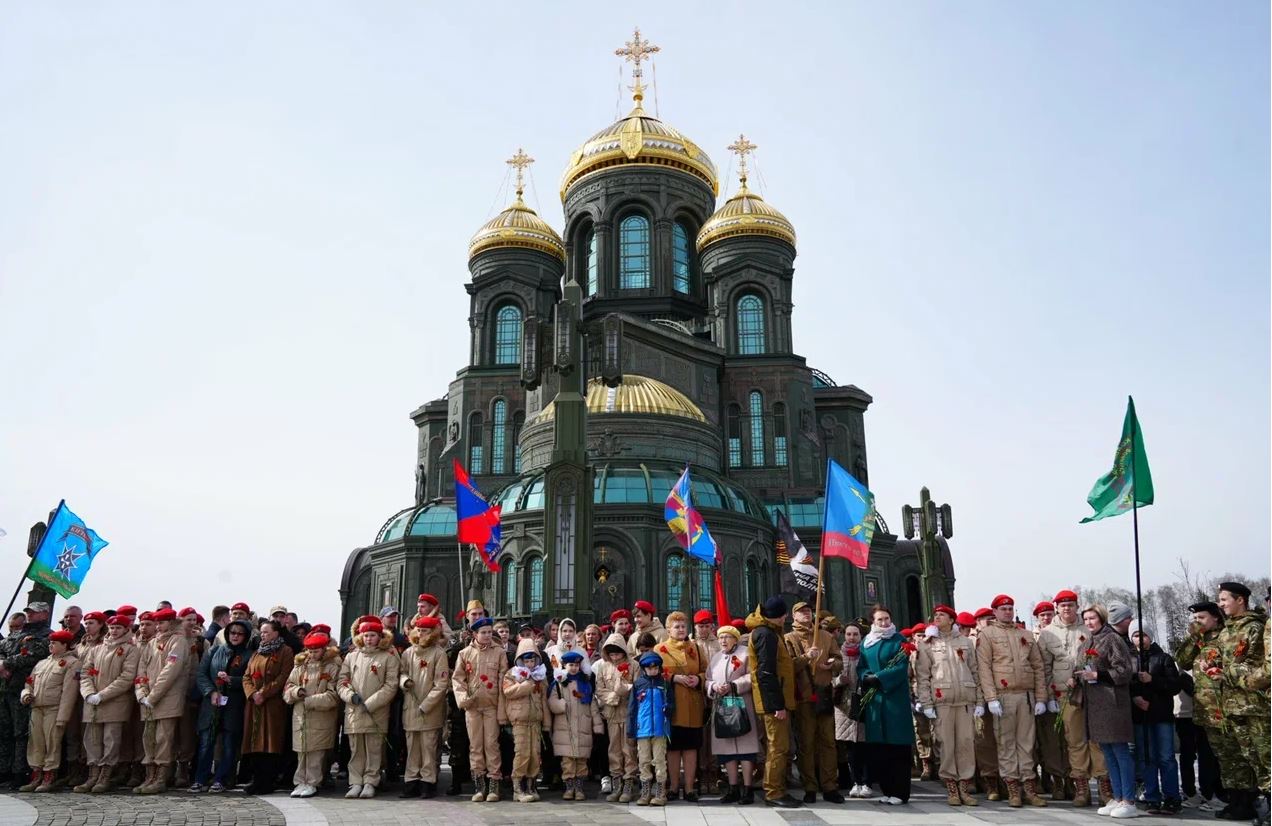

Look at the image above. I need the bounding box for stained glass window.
[673,223,691,294]
[773,402,788,467]
[749,391,765,467]
[494,304,522,365]
[736,294,766,354]
[528,556,543,611]
[619,215,650,289]
[504,558,517,612]
[491,400,507,474]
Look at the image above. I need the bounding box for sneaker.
[209,782,225,794]
[1160,799,1181,815]
[1098,800,1119,816]
[188,783,205,794]
[600,776,611,794]
[1199,798,1219,812]
[1111,802,1142,818]
[885,796,904,805]
[345,784,363,799]
[1181,794,1202,808]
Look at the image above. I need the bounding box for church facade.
[339,33,954,633]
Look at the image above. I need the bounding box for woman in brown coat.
[1077,605,1134,817]
[656,611,705,801]
[240,620,295,795]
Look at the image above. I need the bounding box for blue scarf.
[564,671,593,704]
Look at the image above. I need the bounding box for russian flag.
[822,459,875,570]
[453,459,502,573]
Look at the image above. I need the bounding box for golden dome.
[696,182,797,252]
[535,374,705,423]
[560,102,718,200]
[468,195,566,263]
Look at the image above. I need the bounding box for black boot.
[1217,790,1253,821]
[400,779,421,798]
[421,780,437,799]
[720,783,740,804]
[740,785,755,805]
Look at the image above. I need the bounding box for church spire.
[615,27,659,111]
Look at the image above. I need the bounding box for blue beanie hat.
[560,650,584,664]
[761,596,787,619]
[638,652,663,669]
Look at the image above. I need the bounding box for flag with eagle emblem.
[29,500,109,598]
[822,460,875,569]
[1080,396,1154,523]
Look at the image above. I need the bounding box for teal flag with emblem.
[28,500,109,598]
[1080,397,1154,523]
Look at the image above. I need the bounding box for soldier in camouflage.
[1210,582,1268,821]
[0,602,53,788]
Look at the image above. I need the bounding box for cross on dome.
[727,134,758,189]
[506,147,534,200]
[615,27,659,107]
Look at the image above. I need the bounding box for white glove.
[924,624,939,638]
[1047,699,1060,714]
[974,704,985,718]
[988,699,1002,717]
[87,694,101,706]
[923,706,937,720]
[140,697,152,708]
[914,701,922,712]
[1034,701,1047,716]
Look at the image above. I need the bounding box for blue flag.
[822,460,875,570]
[664,466,718,565]
[29,501,109,598]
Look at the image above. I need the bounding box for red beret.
[974,607,993,619]
[106,615,131,627]
[417,593,437,605]
[933,605,956,619]
[1033,601,1055,617]
[956,612,976,627]
[303,632,330,649]
[414,616,441,629]
[231,602,250,613]
[311,624,331,635]
[196,613,205,624]
[609,609,631,622]
[911,623,928,634]
[49,630,75,644]
[990,594,1013,609]
[151,609,177,622]
[693,610,714,625]
[138,611,155,622]
[116,605,137,616]
[634,600,655,615]
[900,628,914,638]
[83,611,107,623]
[356,614,378,626]
[178,607,198,618]
[730,619,746,631]
[358,621,383,635]
[1053,589,1079,604]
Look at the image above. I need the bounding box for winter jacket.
[656,636,704,729]
[452,640,507,721]
[975,620,1046,703]
[627,617,668,657]
[134,629,190,720]
[1128,641,1179,725]
[194,639,249,735]
[1039,615,1094,697]
[746,607,795,714]
[0,620,51,695]
[75,634,103,667]
[242,644,296,754]
[80,636,139,724]
[22,650,80,724]
[548,675,603,757]
[916,629,982,708]
[1083,623,1134,743]
[399,627,450,732]
[502,638,548,728]
[182,634,206,702]
[283,646,341,752]
[857,631,914,746]
[786,620,842,701]
[593,633,634,723]
[833,646,861,742]
[627,671,673,739]
[337,628,401,734]
[706,646,758,756]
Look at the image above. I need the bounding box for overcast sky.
[1,3,1267,626]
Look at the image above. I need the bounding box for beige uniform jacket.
[283,646,342,752]
[975,620,1046,703]
[452,642,508,720]
[399,636,450,732]
[593,633,636,723]
[915,629,982,708]
[1038,616,1093,695]
[336,633,400,734]
[80,638,139,723]
[22,651,81,724]
[134,630,189,720]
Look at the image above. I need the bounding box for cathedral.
[339,31,955,633]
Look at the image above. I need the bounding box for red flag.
[713,568,731,627]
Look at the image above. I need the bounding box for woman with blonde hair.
[656,611,706,801]
[1077,604,1137,819]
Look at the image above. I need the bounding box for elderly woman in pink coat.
[705,625,759,804]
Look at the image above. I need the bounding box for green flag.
[1080,396,1154,523]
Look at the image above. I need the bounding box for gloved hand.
[351,692,364,706]
[87,694,102,706]
[914,701,923,713]
[987,699,1002,717]
[924,625,939,638]
[861,673,881,690]
[1034,701,1047,716]
[923,706,937,720]
[1047,699,1061,714]
[140,697,152,708]
[974,704,985,718]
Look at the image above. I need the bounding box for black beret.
[1218,582,1251,599]
[1188,601,1221,618]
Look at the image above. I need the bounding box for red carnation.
[956,649,965,660]
[1000,678,1008,688]
[572,689,582,698]
[57,659,66,667]
[688,647,697,659]
[24,676,33,685]
[730,655,742,671]
[419,660,427,670]
[617,662,630,673]
[251,671,264,681]
[87,668,100,677]
[115,647,124,656]
[901,642,916,654]
[370,665,378,675]
[1085,649,1099,657]
[1054,688,1062,698]
[1020,637,1029,647]
[935,688,943,699]
[658,645,668,654]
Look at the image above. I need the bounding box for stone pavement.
[0,783,1220,826]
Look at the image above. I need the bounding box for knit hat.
[1107,601,1133,626]
[761,596,787,619]
[1128,620,1149,639]
[717,625,740,640]
[638,652,663,669]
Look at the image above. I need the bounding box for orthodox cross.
[727,133,758,188]
[902,487,954,614]
[616,27,659,103]
[507,147,534,200]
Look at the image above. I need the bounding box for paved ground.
[0,782,1220,826]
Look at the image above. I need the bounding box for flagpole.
[814,459,828,621]
[456,541,468,603]
[1129,397,1145,673]
[1,559,34,629]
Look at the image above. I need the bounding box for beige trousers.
[1060,699,1107,778]
[27,707,65,771]
[83,721,125,767]
[561,755,588,780]
[405,729,441,783]
[348,732,382,787]
[933,706,976,781]
[993,693,1036,780]
[293,750,325,786]
[606,718,637,779]
[511,722,541,780]
[141,717,177,767]
[465,706,501,778]
[637,737,667,784]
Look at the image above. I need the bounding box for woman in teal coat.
[856,605,914,804]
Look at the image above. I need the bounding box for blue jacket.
[627,672,674,739]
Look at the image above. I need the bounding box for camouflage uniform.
[1218,611,1269,794]
[0,622,52,778]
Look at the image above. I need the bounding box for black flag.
[775,509,818,601]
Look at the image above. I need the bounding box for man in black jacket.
[1130,622,1182,814]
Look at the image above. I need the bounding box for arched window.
[748,391,765,467]
[511,411,525,473]
[745,558,759,609]
[528,556,544,612]
[468,412,484,474]
[619,215,650,289]
[696,560,712,614]
[736,294,767,354]
[494,304,522,365]
[672,222,692,294]
[504,558,517,613]
[726,404,742,469]
[586,231,598,296]
[773,402,788,468]
[905,575,923,629]
[665,553,684,613]
[491,400,507,474]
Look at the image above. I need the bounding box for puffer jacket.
[833,646,861,742]
[548,674,602,757]
[746,607,795,714]
[134,628,190,720]
[22,650,80,724]
[452,639,507,721]
[975,620,1046,702]
[916,628,981,708]
[1129,641,1180,725]
[627,617,668,656]
[284,646,341,752]
[502,638,548,727]
[593,633,634,723]
[1039,615,1094,696]
[80,634,139,724]
[399,625,450,732]
[336,628,400,734]
[627,670,673,738]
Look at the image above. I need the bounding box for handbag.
[847,687,866,722]
[713,694,752,739]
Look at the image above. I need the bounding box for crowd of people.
[0,582,1265,820]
